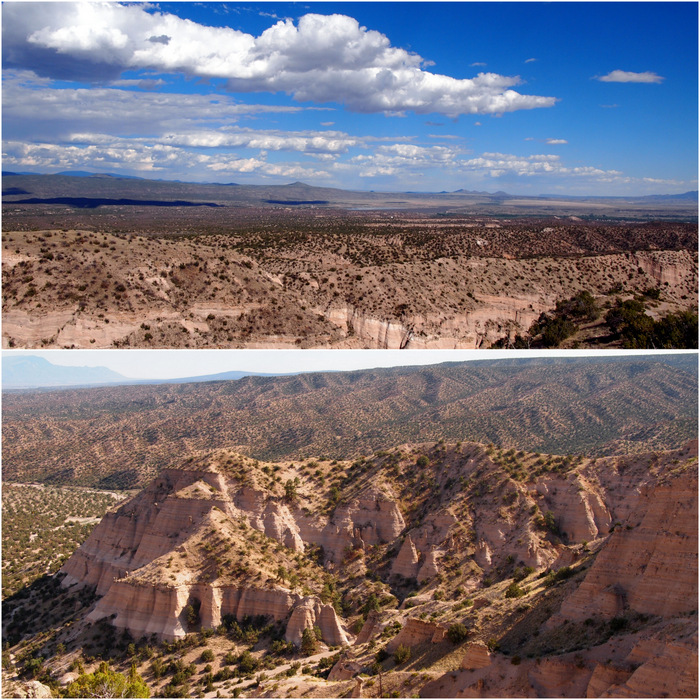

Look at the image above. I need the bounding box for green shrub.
[65,661,150,698]
[301,627,318,656]
[393,644,411,665]
[447,623,469,645]
[504,581,526,598]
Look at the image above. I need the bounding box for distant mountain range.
[2,171,697,201]
[1,355,306,390]
[2,356,128,389]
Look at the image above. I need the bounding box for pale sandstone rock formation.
[560,470,697,622]
[585,664,634,698]
[386,618,446,652]
[390,535,420,578]
[327,657,362,682]
[353,611,380,645]
[417,546,442,583]
[89,581,299,639]
[610,634,698,697]
[421,454,698,699]
[61,461,355,643]
[535,475,612,543]
[2,681,53,699]
[62,468,222,595]
[461,641,492,670]
[285,598,350,647]
[57,443,697,697]
[424,621,698,698]
[322,487,405,558]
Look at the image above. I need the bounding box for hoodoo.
[54,440,697,697]
[60,452,359,644]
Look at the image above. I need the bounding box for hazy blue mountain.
[2,355,301,390]
[2,355,128,389]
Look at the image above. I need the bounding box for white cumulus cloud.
[596,70,664,83]
[2,3,557,116]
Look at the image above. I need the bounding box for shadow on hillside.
[2,573,97,647]
[8,197,225,209]
[2,187,30,196]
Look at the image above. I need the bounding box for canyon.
[6,437,694,698]
[2,174,697,349]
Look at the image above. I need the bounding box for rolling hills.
[3,354,696,489]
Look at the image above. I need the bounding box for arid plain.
[3,174,697,350]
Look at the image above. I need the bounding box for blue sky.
[2,2,697,194]
[2,349,680,381]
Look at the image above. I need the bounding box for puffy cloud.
[157,128,363,154]
[62,121,387,158]
[596,70,664,83]
[3,133,689,192]
[2,139,180,172]
[463,153,561,177]
[458,152,638,183]
[545,138,568,145]
[2,71,305,139]
[350,142,463,177]
[1,137,333,180]
[2,3,557,116]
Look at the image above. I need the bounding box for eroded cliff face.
[60,456,411,644]
[5,222,696,350]
[559,468,698,622]
[422,617,697,699]
[59,440,697,692]
[316,249,699,349]
[60,460,356,643]
[411,457,698,699]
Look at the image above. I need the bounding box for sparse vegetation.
[2,484,124,597]
[3,356,696,489]
[2,188,696,350]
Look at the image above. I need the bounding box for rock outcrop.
[61,456,358,644]
[560,469,697,622]
[390,535,420,578]
[424,619,698,698]
[535,475,612,543]
[461,641,492,670]
[285,597,350,647]
[313,486,405,563]
[54,441,697,699]
[2,680,54,699]
[89,581,299,639]
[386,618,446,652]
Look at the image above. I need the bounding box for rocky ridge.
[3,224,696,349]
[51,439,698,697]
